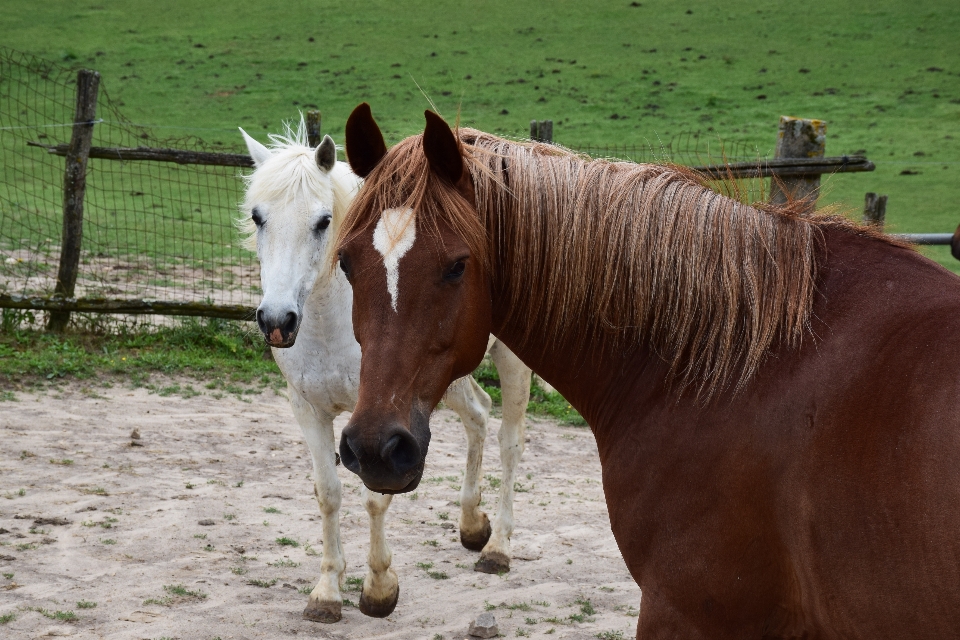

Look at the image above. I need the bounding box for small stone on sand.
[198,519,216,526]
[468,611,499,638]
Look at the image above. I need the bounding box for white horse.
[238,120,532,623]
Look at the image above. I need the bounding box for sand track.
[0,380,639,639]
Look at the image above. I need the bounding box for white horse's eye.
[314,214,332,235]
[252,206,265,228]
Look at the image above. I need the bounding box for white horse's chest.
[273,286,361,416]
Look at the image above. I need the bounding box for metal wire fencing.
[2,50,860,331]
[0,49,256,329]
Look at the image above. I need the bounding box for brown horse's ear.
[345,103,387,178]
[423,110,463,185]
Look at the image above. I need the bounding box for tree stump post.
[768,116,826,214]
[863,192,888,230]
[48,69,100,332]
[306,110,322,148]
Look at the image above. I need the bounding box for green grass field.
[5,0,958,259]
[3,0,960,266]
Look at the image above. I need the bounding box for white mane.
[237,117,358,254]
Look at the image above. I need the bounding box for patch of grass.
[263,507,281,514]
[142,597,173,607]
[2,573,12,579]
[247,578,277,588]
[49,458,74,466]
[421,539,439,547]
[0,612,15,624]
[344,576,364,592]
[0,318,283,394]
[223,513,236,521]
[76,600,97,609]
[507,602,533,611]
[517,629,530,637]
[19,450,35,459]
[230,567,246,575]
[342,598,356,608]
[270,559,300,567]
[437,512,449,520]
[15,542,38,551]
[596,632,625,640]
[275,537,299,547]
[164,583,207,599]
[298,585,312,595]
[194,533,207,539]
[33,608,78,622]
[576,596,596,616]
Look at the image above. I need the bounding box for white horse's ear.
[240,127,272,167]
[316,135,337,172]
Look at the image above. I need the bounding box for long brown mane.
[338,128,897,398]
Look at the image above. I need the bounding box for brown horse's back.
[598,229,960,638]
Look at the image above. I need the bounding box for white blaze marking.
[372,207,416,312]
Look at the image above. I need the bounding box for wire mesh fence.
[1,49,854,331]
[0,49,257,329]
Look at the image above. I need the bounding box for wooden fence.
[2,67,948,330]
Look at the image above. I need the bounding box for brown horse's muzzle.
[338,410,431,494]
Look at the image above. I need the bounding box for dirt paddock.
[0,380,640,639]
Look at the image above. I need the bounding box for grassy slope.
[5,1,959,259]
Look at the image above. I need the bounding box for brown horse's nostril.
[381,431,420,476]
[339,435,361,474]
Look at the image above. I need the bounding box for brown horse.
[335,103,960,638]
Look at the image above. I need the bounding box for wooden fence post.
[47,69,100,332]
[306,110,322,148]
[768,115,826,214]
[863,192,888,229]
[530,119,553,143]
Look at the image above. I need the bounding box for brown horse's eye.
[444,259,466,282]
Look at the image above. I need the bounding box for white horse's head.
[238,119,358,347]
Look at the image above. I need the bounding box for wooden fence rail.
[4,69,952,329]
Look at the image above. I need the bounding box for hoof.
[302,598,342,623]
[474,550,510,575]
[359,584,399,618]
[460,514,492,551]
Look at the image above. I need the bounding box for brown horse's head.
[336,104,492,493]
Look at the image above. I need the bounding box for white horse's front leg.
[475,340,532,574]
[358,487,398,617]
[443,375,494,551]
[290,388,346,623]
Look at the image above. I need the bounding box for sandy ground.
[0,380,640,640]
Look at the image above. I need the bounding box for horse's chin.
[362,468,424,495]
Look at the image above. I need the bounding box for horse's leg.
[443,375,494,551]
[291,389,346,623]
[358,487,399,618]
[475,340,531,574]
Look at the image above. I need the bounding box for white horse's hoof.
[460,511,492,551]
[302,597,342,623]
[474,549,510,574]
[359,584,399,618]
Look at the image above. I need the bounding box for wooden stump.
[768,116,826,214]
